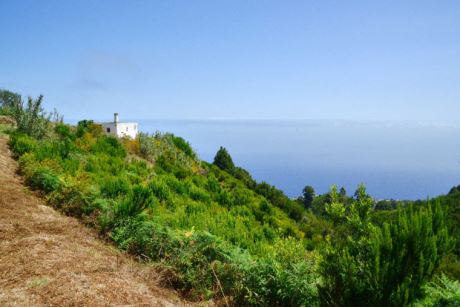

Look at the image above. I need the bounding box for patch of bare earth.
[0,136,191,306]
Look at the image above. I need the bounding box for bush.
[27,167,61,193]
[165,175,188,195]
[148,179,171,202]
[415,275,460,307]
[76,120,103,138]
[233,166,256,189]
[54,123,75,140]
[217,189,232,207]
[10,95,52,139]
[287,202,304,221]
[113,185,155,221]
[189,186,211,204]
[100,177,131,198]
[48,178,101,218]
[232,187,250,206]
[9,133,37,156]
[171,134,196,158]
[234,239,319,306]
[91,135,126,157]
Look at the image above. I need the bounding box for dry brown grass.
[0,136,193,306]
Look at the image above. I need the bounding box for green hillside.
[1,91,459,306]
[8,116,319,303]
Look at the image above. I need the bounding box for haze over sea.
[132,119,460,200]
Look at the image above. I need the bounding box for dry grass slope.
[0,135,191,306]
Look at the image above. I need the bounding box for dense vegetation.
[1,89,459,306]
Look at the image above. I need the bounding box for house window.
[106,128,110,133]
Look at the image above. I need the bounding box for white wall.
[116,123,138,139]
[101,122,138,139]
[101,123,117,137]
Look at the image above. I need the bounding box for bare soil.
[0,135,191,306]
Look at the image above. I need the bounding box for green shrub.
[17,152,38,176]
[113,185,155,220]
[10,95,52,139]
[110,217,166,258]
[76,119,95,137]
[171,134,196,158]
[233,239,319,306]
[232,187,251,206]
[415,275,460,307]
[189,186,211,204]
[233,166,256,189]
[287,202,304,221]
[100,177,130,198]
[217,189,232,207]
[91,135,126,157]
[206,174,221,194]
[27,167,61,193]
[9,133,37,156]
[48,179,100,218]
[54,123,75,140]
[165,175,188,195]
[259,200,273,215]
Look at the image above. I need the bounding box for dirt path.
[0,135,189,306]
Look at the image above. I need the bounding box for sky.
[1,0,459,121]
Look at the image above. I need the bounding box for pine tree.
[213,146,235,172]
[302,185,315,209]
[318,185,454,306]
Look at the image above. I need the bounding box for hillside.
[0,134,187,306]
[5,119,318,304]
[1,93,459,306]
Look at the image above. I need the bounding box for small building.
[100,113,138,139]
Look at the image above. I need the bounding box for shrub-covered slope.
[3,91,457,306]
[9,121,318,304]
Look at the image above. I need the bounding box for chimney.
[114,113,119,125]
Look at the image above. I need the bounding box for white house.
[100,113,138,139]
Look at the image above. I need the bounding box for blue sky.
[1,0,459,121]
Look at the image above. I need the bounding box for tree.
[319,185,454,306]
[213,146,235,172]
[302,185,315,209]
[449,185,460,195]
[0,89,21,108]
[339,186,346,197]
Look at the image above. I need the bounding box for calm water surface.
[136,119,460,200]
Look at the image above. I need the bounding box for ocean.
[134,119,460,200]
